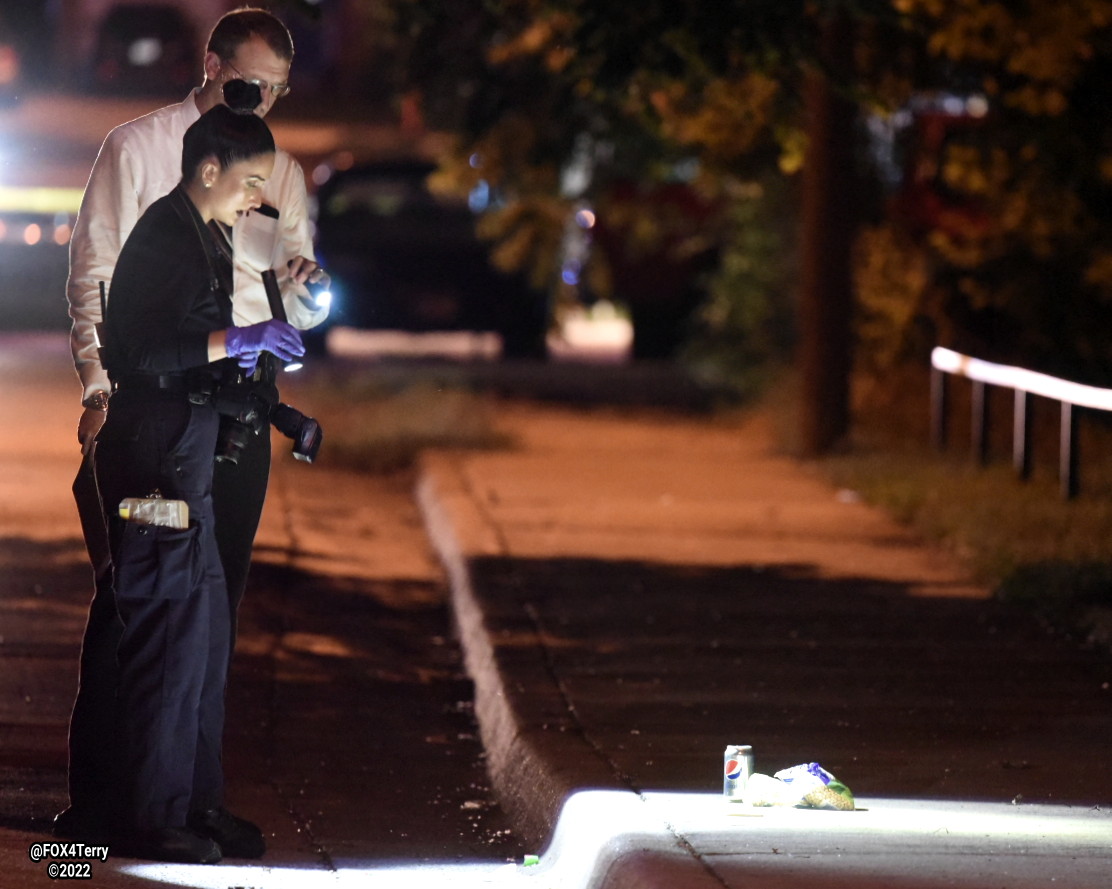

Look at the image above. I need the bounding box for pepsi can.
[723,745,754,801]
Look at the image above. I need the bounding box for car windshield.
[323,172,453,219]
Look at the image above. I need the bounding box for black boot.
[187,807,265,859]
[125,826,222,864]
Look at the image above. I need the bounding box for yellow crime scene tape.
[0,185,83,215]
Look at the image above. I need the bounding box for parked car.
[312,160,549,358]
[88,4,196,96]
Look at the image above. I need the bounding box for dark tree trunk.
[797,11,856,456]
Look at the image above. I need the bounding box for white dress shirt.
[67,91,327,400]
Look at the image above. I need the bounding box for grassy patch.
[817,383,1112,649]
[281,369,512,474]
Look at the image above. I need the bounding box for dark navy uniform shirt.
[103,185,232,380]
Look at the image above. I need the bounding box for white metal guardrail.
[930,346,1112,499]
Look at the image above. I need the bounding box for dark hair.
[181,104,275,183]
[207,7,294,62]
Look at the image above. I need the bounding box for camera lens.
[215,417,250,464]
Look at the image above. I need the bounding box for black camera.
[215,417,253,464]
[213,393,322,465]
[212,384,270,465]
[270,402,323,463]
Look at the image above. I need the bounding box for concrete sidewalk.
[416,400,1112,889]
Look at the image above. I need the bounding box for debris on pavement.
[745,762,856,811]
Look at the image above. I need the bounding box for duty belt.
[115,374,189,391]
[113,373,216,404]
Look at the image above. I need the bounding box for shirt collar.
[181,89,204,126]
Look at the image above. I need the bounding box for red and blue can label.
[724,745,754,800]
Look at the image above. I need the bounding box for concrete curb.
[415,452,624,848]
[415,453,724,888]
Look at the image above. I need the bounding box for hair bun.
[223,79,263,113]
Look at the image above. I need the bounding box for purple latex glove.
[225,319,305,373]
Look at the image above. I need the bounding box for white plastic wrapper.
[744,762,855,810]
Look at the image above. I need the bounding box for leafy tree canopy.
[380,0,1112,380]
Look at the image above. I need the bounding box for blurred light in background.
[128,37,163,68]
[0,186,80,246]
[561,258,581,286]
[0,44,19,87]
[467,179,490,212]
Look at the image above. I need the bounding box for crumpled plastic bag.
[744,762,855,811]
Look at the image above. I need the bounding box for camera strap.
[169,186,233,324]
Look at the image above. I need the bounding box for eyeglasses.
[222,59,291,99]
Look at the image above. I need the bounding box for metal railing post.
[931,365,948,451]
[1060,401,1079,500]
[1013,389,1032,481]
[972,380,990,465]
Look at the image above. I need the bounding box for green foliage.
[853,224,932,374]
[384,0,904,328]
[381,0,1112,388]
[680,174,798,392]
[884,1,1112,382]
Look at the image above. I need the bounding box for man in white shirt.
[60,7,328,859]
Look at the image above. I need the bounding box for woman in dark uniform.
[96,94,303,864]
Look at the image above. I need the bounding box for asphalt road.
[0,332,525,887]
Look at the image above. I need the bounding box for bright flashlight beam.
[121,860,526,888]
[118,792,1112,889]
[526,790,1112,889]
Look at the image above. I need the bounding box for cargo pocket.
[113,521,201,601]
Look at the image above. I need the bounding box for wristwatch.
[81,390,110,412]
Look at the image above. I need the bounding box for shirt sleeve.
[67,129,142,401]
[274,158,329,330]
[105,211,211,376]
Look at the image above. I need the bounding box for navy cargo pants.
[94,390,229,830]
[66,416,269,820]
